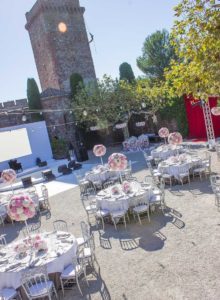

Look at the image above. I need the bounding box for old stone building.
[25,0,96,92]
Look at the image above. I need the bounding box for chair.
[203,156,211,175]
[110,205,129,230]
[0,204,7,227]
[8,159,23,172]
[22,223,41,238]
[36,158,47,167]
[60,248,88,296]
[76,221,91,246]
[0,234,7,247]
[53,220,68,232]
[21,177,33,188]
[94,207,110,230]
[41,169,55,182]
[215,192,220,211]
[68,160,82,170]
[132,195,150,225]
[192,165,206,180]
[79,233,99,270]
[81,195,97,225]
[0,288,21,300]
[21,265,58,300]
[161,171,173,187]
[150,189,166,214]
[58,164,72,175]
[178,171,190,185]
[38,185,50,211]
[103,180,114,189]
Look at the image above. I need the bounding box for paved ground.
[1,144,220,300]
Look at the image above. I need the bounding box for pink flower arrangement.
[168,132,183,145]
[158,127,169,138]
[111,185,120,195]
[108,153,128,171]
[14,242,28,255]
[1,169,17,184]
[32,235,48,252]
[122,181,132,194]
[8,194,35,222]
[93,144,106,157]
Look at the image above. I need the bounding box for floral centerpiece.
[32,235,48,252]
[93,144,106,165]
[111,185,121,195]
[122,181,132,194]
[14,242,28,257]
[1,169,17,184]
[168,132,183,145]
[158,127,169,144]
[108,153,128,183]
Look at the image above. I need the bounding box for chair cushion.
[0,288,17,300]
[29,280,53,297]
[85,204,96,211]
[83,247,92,258]
[150,195,162,203]
[193,168,205,172]
[61,264,82,279]
[76,237,85,246]
[96,209,109,217]
[111,210,126,218]
[133,204,148,213]
[162,174,172,179]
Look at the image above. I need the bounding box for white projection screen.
[0,128,32,162]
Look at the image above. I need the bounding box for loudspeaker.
[41,169,56,181]
[21,177,33,188]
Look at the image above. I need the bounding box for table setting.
[151,144,184,160]
[158,154,202,179]
[96,181,153,212]
[0,231,77,290]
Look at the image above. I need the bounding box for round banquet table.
[158,155,202,180]
[85,164,120,185]
[96,181,154,212]
[0,231,77,291]
[151,145,183,160]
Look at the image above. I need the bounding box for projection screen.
[0,128,32,163]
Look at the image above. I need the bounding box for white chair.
[60,248,88,296]
[161,172,173,187]
[132,195,150,225]
[110,205,129,230]
[21,265,58,300]
[0,288,21,300]
[150,189,166,214]
[192,166,206,180]
[38,185,50,211]
[53,220,68,232]
[94,208,109,230]
[81,196,97,225]
[76,221,90,246]
[215,192,220,211]
[103,181,114,189]
[178,171,190,185]
[0,204,7,227]
[0,235,7,247]
[79,233,99,269]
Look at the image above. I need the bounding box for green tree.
[166,0,220,100]
[119,62,135,83]
[137,29,176,81]
[27,78,42,121]
[70,73,84,100]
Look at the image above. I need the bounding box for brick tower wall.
[25,0,96,92]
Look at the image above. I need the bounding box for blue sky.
[0,0,178,101]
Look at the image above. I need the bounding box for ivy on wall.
[160,97,188,137]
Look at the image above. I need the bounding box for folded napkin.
[56,232,70,238]
[61,239,73,244]
[5,262,21,271]
[29,257,40,268]
[0,258,8,265]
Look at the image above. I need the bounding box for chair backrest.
[159,178,165,191]
[103,181,114,189]
[80,221,90,241]
[53,220,68,232]
[41,185,48,199]
[0,235,7,246]
[21,265,50,298]
[22,223,41,238]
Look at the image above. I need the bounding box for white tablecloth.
[158,155,202,179]
[0,231,77,290]
[85,165,120,184]
[96,182,154,212]
[151,145,183,160]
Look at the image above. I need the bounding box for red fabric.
[184,96,220,138]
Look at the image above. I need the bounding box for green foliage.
[119,62,135,83]
[160,96,188,137]
[27,78,42,121]
[72,75,169,130]
[70,73,84,100]
[166,0,220,100]
[51,137,68,159]
[137,29,176,81]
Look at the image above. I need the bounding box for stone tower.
[25,0,96,92]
